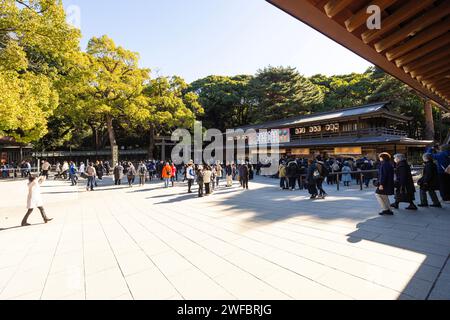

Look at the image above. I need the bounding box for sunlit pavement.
[0,176,449,300]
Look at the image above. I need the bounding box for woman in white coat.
[22,175,53,226]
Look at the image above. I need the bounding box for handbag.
[444,165,450,175]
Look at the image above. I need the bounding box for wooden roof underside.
[267,0,450,111]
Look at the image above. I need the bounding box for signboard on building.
[249,128,290,145]
[251,149,286,154]
[291,148,310,155]
[295,123,340,135]
[334,147,362,155]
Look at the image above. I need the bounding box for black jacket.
[376,161,395,196]
[286,161,298,178]
[418,161,440,191]
[394,160,416,202]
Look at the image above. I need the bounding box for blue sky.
[62,0,373,83]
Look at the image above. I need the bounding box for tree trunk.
[106,114,118,164]
[148,125,155,159]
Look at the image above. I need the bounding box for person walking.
[22,175,53,226]
[196,165,204,197]
[186,162,195,193]
[69,161,78,186]
[215,162,223,189]
[225,163,233,187]
[306,159,318,199]
[286,159,298,191]
[86,163,96,191]
[279,162,288,190]
[341,162,352,187]
[96,161,104,180]
[137,161,147,186]
[418,153,442,208]
[41,160,51,179]
[391,154,417,211]
[426,144,450,202]
[203,165,213,195]
[315,157,329,199]
[361,160,373,188]
[113,163,124,185]
[171,163,177,187]
[240,163,250,190]
[79,162,85,175]
[375,153,395,216]
[126,162,137,187]
[162,162,172,188]
[62,161,69,180]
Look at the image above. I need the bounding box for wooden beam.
[386,17,450,61]
[415,60,450,82]
[361,0,435,44]
[403,46,450,73]
[374,1,450,53]
[345,0,397,33]
[426,78,449,90]
[395,33,450,67]
[266,0,450,110]
[323,0,354,18]
[411,56,450,78]
[420,66,450,83]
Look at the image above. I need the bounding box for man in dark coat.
[375,153,395,215]
[426,144,450,202]
[306,159,318,199]
[240,163,250,190]
[391,154,417,210]
[286,159,298,191]
[418,153,442,208]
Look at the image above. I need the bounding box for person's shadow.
[0,223,46,232]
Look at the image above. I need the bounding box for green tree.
[189,75,253,131]
[140,76,203,158]
[0,0,81,144]
[249,66,324,123]
[83,35,150,162]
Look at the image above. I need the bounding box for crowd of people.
[374,144,450,216]
[277,155,377,199]
[30,159,256,197]
[10,143,450,227]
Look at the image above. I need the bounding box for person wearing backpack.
[126,162,137,187]
[137,161,147,186]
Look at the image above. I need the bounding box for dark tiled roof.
[234,101,410,131]
[279,135,433,148]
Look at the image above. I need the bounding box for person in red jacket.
[171,163,177,187]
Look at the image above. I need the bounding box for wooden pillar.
[424,100,435,141]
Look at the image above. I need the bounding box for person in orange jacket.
[162,162,172,188]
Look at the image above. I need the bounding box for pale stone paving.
[0,176,449,300]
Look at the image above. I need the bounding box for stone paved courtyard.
[0,176,449,300]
